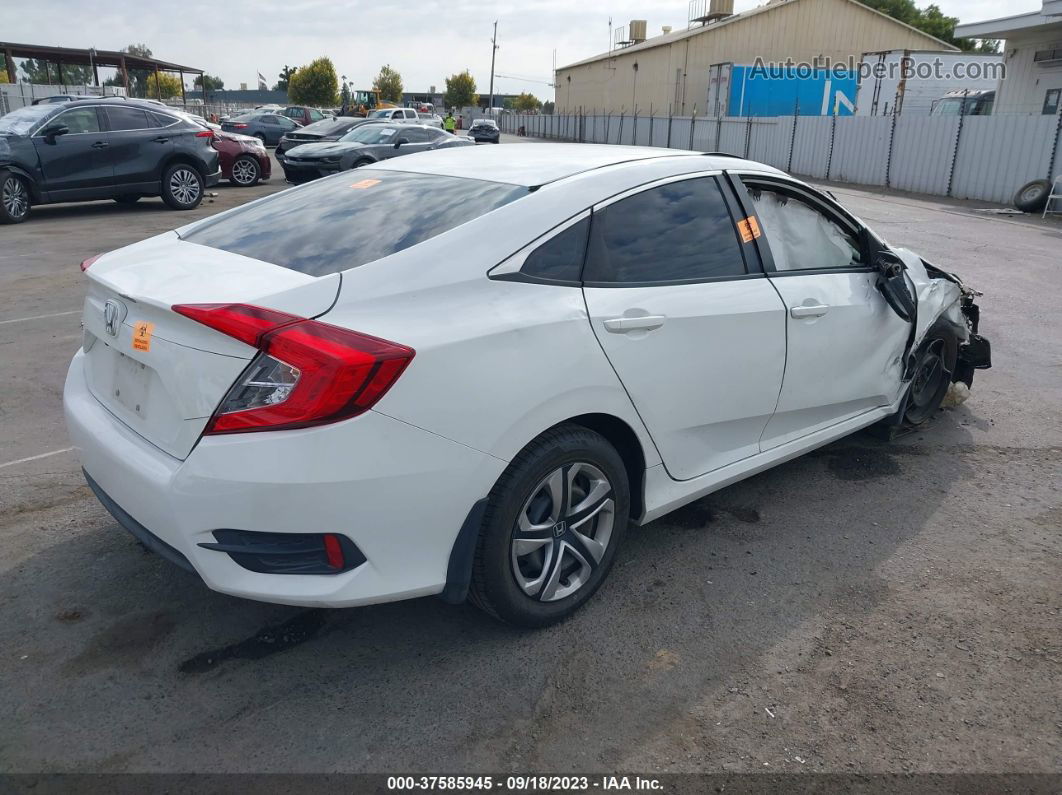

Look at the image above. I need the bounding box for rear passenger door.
[581,174,788,480]
[103,105,171,190]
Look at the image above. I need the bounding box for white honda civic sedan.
[64,144,990,627]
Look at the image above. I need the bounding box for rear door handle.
[603,315,667,333]
[153,136,170,143]
[90,141,109,149]
[790,304,830,318]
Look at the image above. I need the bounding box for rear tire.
[160,163,204,210]
[0,170,31,224]
[469,424,630,628]
[1013,179,1051,213]
[229,155,261,187]
[254,133,267,146]
[350,159,373,169]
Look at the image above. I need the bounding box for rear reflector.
[173,303,415,434]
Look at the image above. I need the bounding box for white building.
[955,0,1062,115]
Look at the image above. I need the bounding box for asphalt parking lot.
[1,140,1059,774]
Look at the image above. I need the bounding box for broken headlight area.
[921,258,992,388]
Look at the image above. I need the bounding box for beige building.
[555,0,955,115]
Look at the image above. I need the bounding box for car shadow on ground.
[0,414,976,772]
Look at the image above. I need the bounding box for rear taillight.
[195,130,214,138]
[172,303,414,434]
[80,254,102,272]
[232,123,248,129]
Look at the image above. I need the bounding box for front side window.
[52,107,101,134]
[748,187,862,272]
[181,171,528,276]
[584,177,746,284]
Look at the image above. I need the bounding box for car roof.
[371,143,774,187]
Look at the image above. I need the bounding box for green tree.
[373,64,404,103]
[147,71,183,99]
[443,70,478,110]
[19,59,92,85]
[860,0,998,51]
[288,57,340,106]
[513,92,542,111]
[541,100,555,115]
[123,43,153,58]
[274,65,297,92]
[194,74,224,92]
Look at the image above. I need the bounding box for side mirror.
[874,249,917,322]
[394,138,409,149]
[41,124,69,142]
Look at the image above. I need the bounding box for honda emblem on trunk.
[103,300,123,337]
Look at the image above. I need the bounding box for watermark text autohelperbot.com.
[749,55,1006,82]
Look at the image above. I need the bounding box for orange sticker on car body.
[350,178,381,190]
[132,321,155,352]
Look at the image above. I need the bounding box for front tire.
[470,424,629,627]
[160,163,204,210]
[0,171,31,224]
[902,327,959,426]
[229,155,261,186]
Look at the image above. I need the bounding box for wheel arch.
[0,164,43,202]
[556,412,648,522]
[158,153,205,183]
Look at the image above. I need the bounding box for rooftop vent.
[629,19,648,43]
[662,25,673,34]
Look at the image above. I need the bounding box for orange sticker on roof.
[350,178,381,190]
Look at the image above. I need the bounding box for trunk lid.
[81,232,340,460]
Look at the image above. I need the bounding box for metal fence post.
[1046,105,1062,181]
[884,106,899,189]
[744,115,752,158]
[689,105,697,150]
[648,104,654,147]
[787,100,799,173]
[618,109,625,145]
[715,116,723,151]
[632,107,638,145]
[945,90,968,197]
[825,113,838,180]
[666,104,673,149]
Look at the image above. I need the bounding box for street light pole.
[489,20,499,113]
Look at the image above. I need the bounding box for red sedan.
[212,130,272,187]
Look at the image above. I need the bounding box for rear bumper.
[204,168,222,188]
[63,349,505,608]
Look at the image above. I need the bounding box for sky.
[0,0,1044,101]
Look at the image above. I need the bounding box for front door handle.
[790,304,830,318]
[603,315,667,333]
[90,141,109,149]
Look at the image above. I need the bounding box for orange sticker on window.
[132,321,154,352]
[350,178,381,190]
[737,216,762,243]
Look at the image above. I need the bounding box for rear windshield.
[181,171,528,276]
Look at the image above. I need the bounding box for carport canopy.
[1,42,203,102]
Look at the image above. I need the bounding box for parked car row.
[0,97,271,223]
[280,121,473,184]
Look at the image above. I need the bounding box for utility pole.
[489,20,499,113]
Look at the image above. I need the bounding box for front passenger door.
[31,107,113,197]
[582,175,787,480]
[735,176,911,450]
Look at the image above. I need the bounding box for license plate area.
[113,351,152,420]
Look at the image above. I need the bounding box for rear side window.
[105,106,153,131]
[584,177,746,284]
[520,218,590,283]
[182,171,528,276]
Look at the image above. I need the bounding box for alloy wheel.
[905,338,950,424]
[2,176,28,219]
[169,168,201,205]
[510,462,615,602]
[231,158,258,185]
